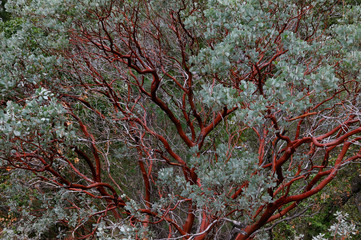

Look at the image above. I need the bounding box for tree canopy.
[1,0,361,239]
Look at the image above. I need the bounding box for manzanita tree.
[1,0,361,239]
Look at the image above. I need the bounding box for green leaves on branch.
[0,88,73,159]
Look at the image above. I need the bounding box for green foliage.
[1,0,361,239]
[158,145,275,219]
[0,0,10,22]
